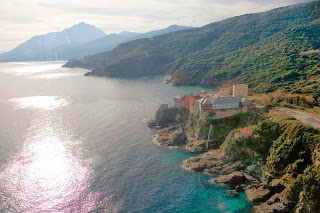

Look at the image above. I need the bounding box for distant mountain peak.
[167,24,179,28]
[0,22,190,62]
[0,22,107,62]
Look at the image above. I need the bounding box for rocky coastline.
[148,106,291,212]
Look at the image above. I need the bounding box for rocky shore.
[148,106,295,212]
[183,143,288,212]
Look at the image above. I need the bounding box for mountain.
[64,2,319,94]
[63,25,192,59]
[126,25,192,41]
[0,24,191,62]
[61,31,140,59]
[0,22,106,62]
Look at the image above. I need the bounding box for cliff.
[184,119,320,212]
[149,106,263,150]
[150,106,320,212]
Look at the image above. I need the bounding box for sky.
[0,0,315,53]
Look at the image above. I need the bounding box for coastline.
[147,103,293,212]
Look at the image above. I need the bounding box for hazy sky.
[0,0,315,53]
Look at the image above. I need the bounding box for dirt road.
[275,107,320,129]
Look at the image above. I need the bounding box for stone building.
[173,95,185,107]
[174,93,196,108]
[195,95,252,119]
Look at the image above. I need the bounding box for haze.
[0,0,314,53]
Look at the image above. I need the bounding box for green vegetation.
[226,119,320,211]
[64,2,319,100]
[202,23,320,102]
[226,120,282,164]
[199,112,264,145]
[253,89,318,109]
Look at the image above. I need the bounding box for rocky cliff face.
[150,106,320,212]
[148,107,189,146]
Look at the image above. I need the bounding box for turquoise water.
[0,62,251,212]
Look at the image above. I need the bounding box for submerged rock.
[225,190,239,196]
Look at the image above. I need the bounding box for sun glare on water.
[9,96,69,110]
[0,96,111,212]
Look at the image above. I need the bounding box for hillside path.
[276,107,320,130]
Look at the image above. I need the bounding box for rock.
[152,107,189,128]
[253,202,289,213]
[185,140,205,152]
[273,202,288,212]
[170,127,187,145]
[245,164,262,178]
[156,126,187,146]
[209,171,247,187]
[243,173,257,183]
[225,190,239,196]
[246,164,257,172]
[204,160,245,176]
[185,161,207,171]
[183,157,208,171]
[270,179,285,193]
[245,186,274,203]
[267,194,281,205]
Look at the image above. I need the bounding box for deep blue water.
[0,62,251,212]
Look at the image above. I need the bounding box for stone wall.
[199,106,249,120]
[220,85,233,96]
[174,102,185,108]
[213,107,248,119]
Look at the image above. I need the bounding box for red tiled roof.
[241,128,253,134]
[182,97,196,108]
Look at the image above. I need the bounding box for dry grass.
[301,49,320,55]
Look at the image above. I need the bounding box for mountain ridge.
[0,22,107,62]
[63,1,319,97]
[0,23,191,62]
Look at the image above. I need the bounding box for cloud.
[0,0,316,53]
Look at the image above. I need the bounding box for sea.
[0,61,252,212]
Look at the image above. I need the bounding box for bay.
[0,61,251,212]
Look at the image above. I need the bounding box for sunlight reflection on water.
[0,96,119,212]
[9,96,69,110]
[29,73,81,79]
[13,64,62,75]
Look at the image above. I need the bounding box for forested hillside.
[174,22,320,94]
[64,1,319,95]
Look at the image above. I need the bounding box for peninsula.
[149,84,320,213]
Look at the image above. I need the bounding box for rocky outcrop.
[209,171,248,187]
[183,141,247,176]
[205,161,246,176]
[148,105,294,212]
[243,178,288,212]
[156,125,187,146]
[245,186,273,203]
[185,137,289,212]
[183,149,225,172]
[185,139,207,152]
[148,107,189,128]
[253,202,288,213]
